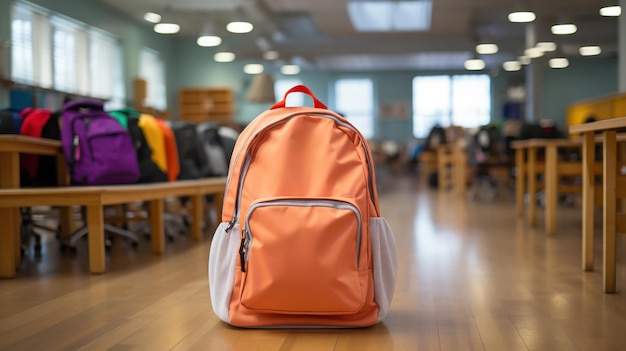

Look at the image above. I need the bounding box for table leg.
[56,155,73,237]
[0,208,16,278]
[516,148,526,217]
[190,194,204,240]
[0,152,21,270]
[545,145,558,236]
[149,199,164,254]
[603,130,617,293]
[582,132,595,271]
[528,147,538,226]
[86,205,105,274]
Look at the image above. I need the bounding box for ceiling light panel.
[503,61,521,71]
[600,5,621,16]
[244,64,264,74]
[579,46,602,56]
[476,43,498,54]
[551,23,577,35]
[144,12,161,23]
[347,0,432,32]
[549,58,569,68]
[464,58,485,70]
[214,52,236,62]
[508,11,536,23]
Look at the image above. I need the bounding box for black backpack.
[196,122,239,177]
[169,121,210,180]
[424,125,446,151]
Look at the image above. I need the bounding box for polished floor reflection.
[1,176,625,350]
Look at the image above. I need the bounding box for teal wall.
[0,0,620,142]
[542,57,618,124]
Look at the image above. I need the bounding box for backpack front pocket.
[240,197,364,315]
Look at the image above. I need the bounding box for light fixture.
[214,52,236,62]
[518,56,531,65]
[579,46,602,56]
[244,64,264,74]
[508,11,536,23]
[144,12,161,23]
[197,36,222,47]
[503,61,522,71]
[476,43,498,55]
[549,57,569,69]
[263,50,280,60]
[281,64,301,75]
[154,23,180,34]
[464,58,485,70]
[551,23,577,35]
[153,8,179,34]
[197,22,222,47]
[536,42,557,52]
[600,5,621,16]
[227,8,254,34]
[524,47,544,58]
[347,0,433,32]
[227,21,254,33]
[246,73,276,103]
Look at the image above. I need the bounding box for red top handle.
[271,84,328,110]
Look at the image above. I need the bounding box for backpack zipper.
[225,113,375,233]
[238,199,362,273]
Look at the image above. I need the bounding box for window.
[139,48,167,111]
[275,78,303,106]
[10,1,124,106]
[412,74,491,138]
[334,79,374,139]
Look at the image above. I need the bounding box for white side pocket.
[370,217,397,321]
[208,222,241,323]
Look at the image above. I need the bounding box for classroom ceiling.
[95,0,619,71]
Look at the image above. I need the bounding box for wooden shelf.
[179,87,234,124]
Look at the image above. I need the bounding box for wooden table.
[512,138,590,235]
[569,119,626,293]
[0,135,68,277]
[437,144,468,195]
[0,178,226,277]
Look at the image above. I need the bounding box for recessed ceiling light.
[154,23,180,34]
[524,47,544,58]
[464,58,485,70]
[502,61,522,72]
[549,58,569,69]
[244,64,264,74]
[536,42,557,52]
[600,5,621,16]
[144,12,161,23]
[518,56,531,65]
[579,46,602,56]
[227,21,254,34]
[214,52,236,62]
[281,64,301,75]
[197,35,222,47]
[508,11,536,23]
[263,50,280,60]
[476,43,498,55]
[551,23,577,35]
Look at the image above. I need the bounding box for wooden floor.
[1,176,626,351]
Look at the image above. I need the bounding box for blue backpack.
[61,100,140,185]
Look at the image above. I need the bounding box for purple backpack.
[61,99,140,185]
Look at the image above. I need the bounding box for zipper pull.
[238,235,247,273]
[73,135,80,161]
[225,219,236,233]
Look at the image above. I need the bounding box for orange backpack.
[208,85,397,327]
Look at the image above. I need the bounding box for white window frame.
[333,78,375,139]
[10,1,125,106]
[412,74,491,138]
[139,48,167,111]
